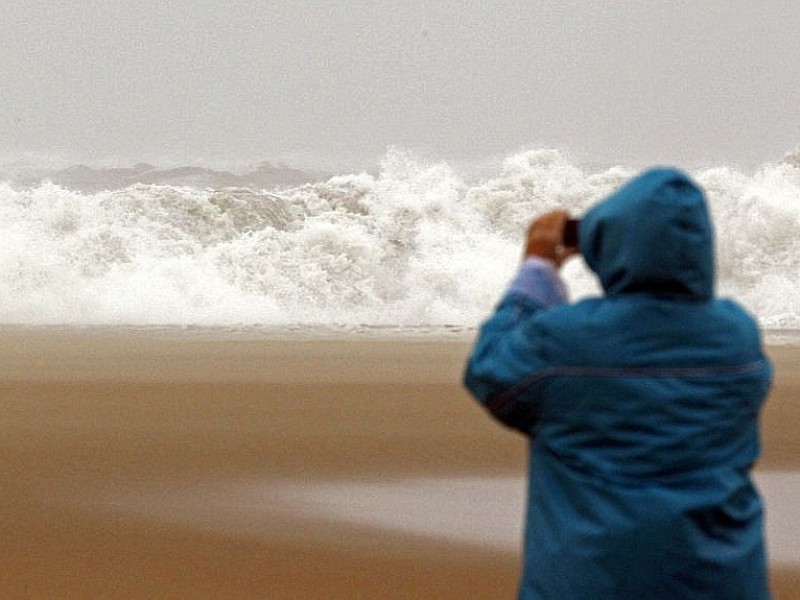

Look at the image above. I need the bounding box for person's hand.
[523,210,579,268]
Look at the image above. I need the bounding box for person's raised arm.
[463,210,577,434]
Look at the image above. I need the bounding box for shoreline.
[1,322,797,341]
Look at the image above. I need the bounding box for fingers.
[555,245,580,265]
[523,210,577,267]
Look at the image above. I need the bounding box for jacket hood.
[579,168,714,299]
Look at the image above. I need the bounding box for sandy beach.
[0,328,797,599]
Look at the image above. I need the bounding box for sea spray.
[1,149,798,329]
[700,162,800,328]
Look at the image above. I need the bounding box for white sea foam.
[268,472,800,565]
[60,472,800,565]
[1,148,798,328]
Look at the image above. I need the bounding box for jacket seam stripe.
[486,360,765,412]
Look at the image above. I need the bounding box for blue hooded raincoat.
[464,168,772,599]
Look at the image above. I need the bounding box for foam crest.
[1,149,798,329]
[698,163,800,328]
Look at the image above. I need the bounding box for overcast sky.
[2,1,799,169]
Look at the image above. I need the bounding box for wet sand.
[0,329,797,599]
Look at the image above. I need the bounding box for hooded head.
[579,168,715,300]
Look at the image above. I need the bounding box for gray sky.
[2,0,799,169]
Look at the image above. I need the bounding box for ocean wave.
[1,148,798,329]
[0,160,324,192]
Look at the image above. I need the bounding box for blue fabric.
[464,168,773,599]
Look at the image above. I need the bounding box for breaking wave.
[1,148,798,330]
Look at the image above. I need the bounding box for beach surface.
[1,328,797,599]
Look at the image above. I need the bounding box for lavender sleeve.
[505,257,568,309]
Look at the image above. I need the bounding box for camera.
[563,219,580,248]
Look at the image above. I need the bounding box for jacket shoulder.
[535,296,767,368]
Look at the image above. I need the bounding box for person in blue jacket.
[464,167,772,599]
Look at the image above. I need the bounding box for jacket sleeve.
[463,257,568,434]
